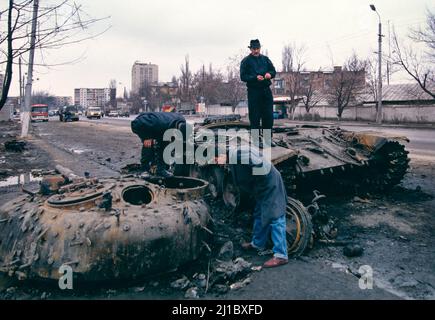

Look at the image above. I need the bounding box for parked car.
[107,110,119,117]
[119,111,130,117]
[86,107,103,119]
[59,106,79,122]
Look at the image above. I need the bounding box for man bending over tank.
[217,145,288,268]
[131,112,186,178]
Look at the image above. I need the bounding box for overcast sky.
[6,0,435,97]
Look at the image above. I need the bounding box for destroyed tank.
[0,165,211,281]
[176,115,410,256]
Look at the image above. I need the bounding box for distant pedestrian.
[240,39,276,138]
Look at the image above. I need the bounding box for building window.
[274,79,284,89]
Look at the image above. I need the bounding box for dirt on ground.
[0,119,434,300]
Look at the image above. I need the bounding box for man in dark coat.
[131,112,186,177]
[223,145,288,268]
[240,39,276,134]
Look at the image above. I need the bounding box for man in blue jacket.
[220,145,288,268]
[240,39,276,134]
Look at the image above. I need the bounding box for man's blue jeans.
[250,214,288,260]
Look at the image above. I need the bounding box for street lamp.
[370,4,383,124]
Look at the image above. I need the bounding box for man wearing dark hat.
[240,39,276,140]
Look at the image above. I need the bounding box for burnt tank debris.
[183,115,410,203]
[0,165,211,282]
[174,115,411,256]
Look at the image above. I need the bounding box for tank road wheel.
[286,197,313,257]
[197,166,224,199]
[365,141,410,192]
[222,170,241,210]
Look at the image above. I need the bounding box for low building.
[272,66,366,97]
[289,83,435,123]
[361,83,435,123]
[205,102,248,117]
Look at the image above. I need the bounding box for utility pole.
[370,4,383,124]
[19,57,22,107]
[21,0,39,138]
[377,20,383,124]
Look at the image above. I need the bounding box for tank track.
[361,140,410,192]
[277,141,410,196]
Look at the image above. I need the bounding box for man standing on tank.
[240,39,276,142]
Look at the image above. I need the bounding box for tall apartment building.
[74,88,111,109]
[131,62,158,95]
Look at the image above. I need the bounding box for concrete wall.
[292,103,435,123]
[205,105,249,117]
[0,104,12,121]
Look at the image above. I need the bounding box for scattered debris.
[184,286,200,299]
[398,235,410,242]
[343,244,364,257]
[4,140,26,152]
[213,284,229,294]
[353,196,372,204]
[193,273,207,288]
[218,241,234,261]
[251,266,262,272]
[215,257,252,282]
[230,277,252,290]
[170,276,191,290]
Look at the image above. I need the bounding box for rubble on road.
[4,140,26,152]
[343,244,364,257]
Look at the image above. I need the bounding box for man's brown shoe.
[263,257,288,268]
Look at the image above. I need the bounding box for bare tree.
[300,73,320,113]
[221,50,245,112]
[31,90,56,107]
[366,57,379,103]
[109,79,117,108]
[179,55,193,103]
[192,63,225,104]
[390,12,434,98]
[409,8,435,61]
[280,43,306,119]
[328,53,366,120]
[0,0,110,110]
